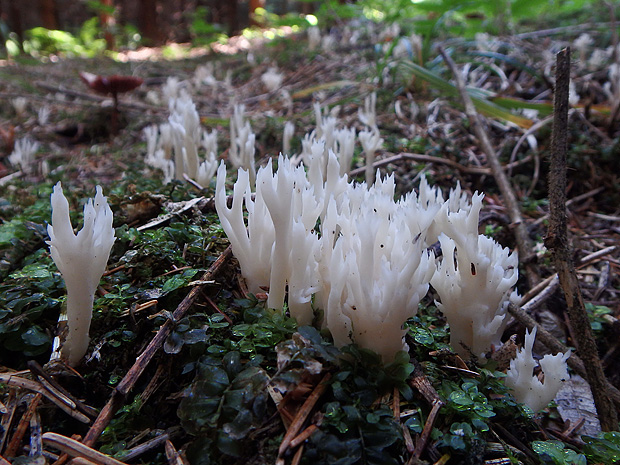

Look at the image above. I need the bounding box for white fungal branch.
[47,183,115,366]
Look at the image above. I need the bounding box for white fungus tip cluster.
[47,182,115,366]
[215,150,527,364]
[505,327,571,412]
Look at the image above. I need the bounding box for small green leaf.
[21,326,50,346]
[449,390,474,406]
[10,264,52,279]
[162,276,187,293]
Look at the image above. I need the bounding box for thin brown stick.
[409,359,442,405]
[521,275,559,312]
[521,245,618,307]
[81,246,233,447]
[4,393,41,458]
[545,47,618,431]
[28,360,97,418]
[531,186,606,227]
[393,387,401,420]
[412,399,442,461]
[290,444,305,465]
[290,425,319,449]
[0,389,17,454]
[438,46,538,286]
[348,151,536,177]
[278,373,331,457]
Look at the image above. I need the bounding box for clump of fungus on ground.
[47,182,115,366]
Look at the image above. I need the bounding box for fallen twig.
[545,47,618,430]
[164,439,188,465]
[409,359,442,405]
[347,151,536,177]
[411,399,443,462]
[42,432,128,465]
[0,390,17,453]
[439,46,538,286]
[81,245,233,447]
[278,373,331,458]
[531,186,606,227]
[28,360,97,419]
[0,374,90,423]
[3,393,41,458]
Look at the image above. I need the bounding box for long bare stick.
[81,246,233,447]
[438,46,537,286]
[545,47,618,431]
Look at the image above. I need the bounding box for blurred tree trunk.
[100,0,115,50]
[138,0,160,45]
[8,2,22,41]
[249,0,264,26]
[228,0,238,36]
[39,0,58,30]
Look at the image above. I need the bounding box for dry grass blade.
[164,439,188,465]
[42,432,129,465]
[0,374,90,423]
[3,393,41,458]
[399,60,534,128]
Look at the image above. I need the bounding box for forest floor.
[0,16,620,465]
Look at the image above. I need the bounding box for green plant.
[582,431,620,463]
[22,21,106,58]
[178,351,271,460]
[189,6,227,47]
[585,302,612,334]
[303,347,412,465]
[531,440,587,465]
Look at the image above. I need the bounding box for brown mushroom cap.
[79,72,143,95]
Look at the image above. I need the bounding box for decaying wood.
[545,47,618,431]
[120,429,175,462]
[81,245,233,447]
[409,359,442,405]
[438,45,538,287]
